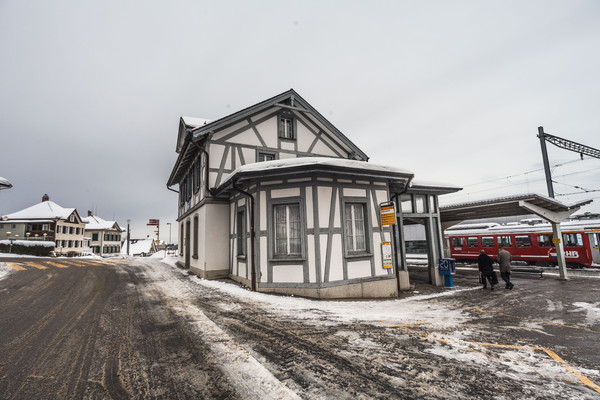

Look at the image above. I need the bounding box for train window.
[537,234,553,247]
[482,237,495,247]
[499,236,512,247]
[467,237,479,247]
[515,235,532,247]
[563,233,583,247]
[452,237,464,247]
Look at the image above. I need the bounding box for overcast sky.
[1,0,599,241]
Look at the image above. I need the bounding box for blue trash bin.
[438,258,456,287]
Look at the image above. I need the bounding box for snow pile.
[0,240,55,247]
[0,262,13,280]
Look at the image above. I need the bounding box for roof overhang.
[214,158,414,195]
[440,193,593,228]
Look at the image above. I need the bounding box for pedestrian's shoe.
[490,285,494,290]
[509,283,514,290]
[482,285,487,289]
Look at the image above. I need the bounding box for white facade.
[168,90,457,298]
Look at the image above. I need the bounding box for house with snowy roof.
[121,236,157,257]
[0,194,86,256]
[167,89,459,298]
[82,212,124,256]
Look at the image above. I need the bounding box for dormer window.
[279,116,295,139]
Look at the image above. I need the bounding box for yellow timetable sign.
[552,238,561,244]
[380,203,396,226]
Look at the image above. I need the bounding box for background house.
[82,212,124,257]
[0,194,86,256]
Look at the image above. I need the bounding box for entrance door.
[590,233,600,264]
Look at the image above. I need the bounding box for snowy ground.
[1,254,599,398]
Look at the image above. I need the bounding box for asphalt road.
[1,258,599,399]
[0,258,236,399]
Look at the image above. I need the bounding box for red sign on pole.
[147,219,159,226]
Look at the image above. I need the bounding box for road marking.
[44,261,70,268]
[537,347,600,394]
[381,315,600,394]
[5,262,26,271]
[24,262,48,270]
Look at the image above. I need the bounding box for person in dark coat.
[477,250,496,289]
[498,245,514,290]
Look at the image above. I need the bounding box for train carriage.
[445,218,600,268]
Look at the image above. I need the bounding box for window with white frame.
[274,203,301,257]
[258,151,276,162]
[344,202,368,253]
[42,224,49,231]
[278,116,294,139]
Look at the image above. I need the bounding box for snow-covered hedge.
[0,240,55,256]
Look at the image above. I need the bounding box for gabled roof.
[82,215,123,231]
[168,89,369,187]
[3,200,79,221]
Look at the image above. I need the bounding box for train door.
[589,233,600,264]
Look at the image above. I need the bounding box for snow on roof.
[410,178,462,191]
[82,215,121,231]
[3,200,75,220]
[0,176,12,189]
[121,237,156,255]
[219,157,414,188]
[181,116,212,128]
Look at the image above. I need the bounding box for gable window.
[69,215,75,222]
[279,116,295,139]
[236,209,246,257]
[274,203,301,257]
[344,202,368,253]
[258,152,276,162]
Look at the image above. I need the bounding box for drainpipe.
[232,180,256,292]
[390,178,412,294]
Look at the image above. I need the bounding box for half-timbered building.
[167,90,459,298]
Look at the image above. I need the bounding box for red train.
[445,218,600,268]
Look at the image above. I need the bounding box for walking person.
[497,245,514,290]
[477,250,497,289]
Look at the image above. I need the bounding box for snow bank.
[0,240,55,247]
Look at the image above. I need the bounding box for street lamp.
[127,219,131,256]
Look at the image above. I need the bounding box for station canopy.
[440,193,593,229]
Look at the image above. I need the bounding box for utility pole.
[537,127,600,280]
[538,127,555,198]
